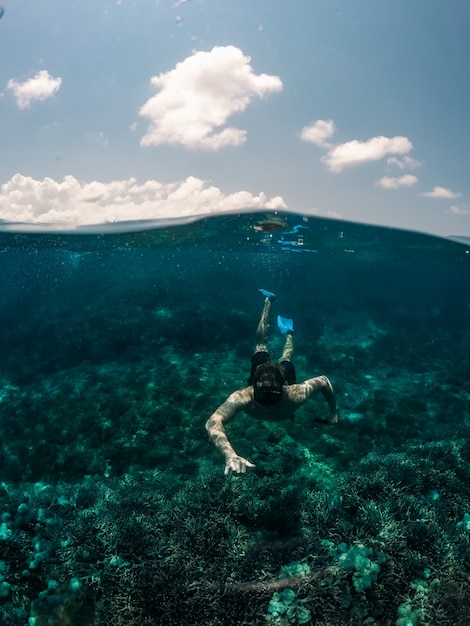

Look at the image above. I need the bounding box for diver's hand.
[314,410,339,425]
[329,410,339,424]
[224,454,256,475]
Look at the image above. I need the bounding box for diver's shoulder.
[284,383,309,402]
[230,386,254,404]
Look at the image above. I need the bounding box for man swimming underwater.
[205,290,339,475]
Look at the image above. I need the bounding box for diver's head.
[252,362,284,406]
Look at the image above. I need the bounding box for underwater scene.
[1,211,470,626]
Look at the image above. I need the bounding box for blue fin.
[277,315,294,335]
[258,288,276,300]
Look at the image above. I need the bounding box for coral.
[266,562,312,625]
[322,541,386,592]
[266,588,311,625]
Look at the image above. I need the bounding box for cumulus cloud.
[139,45,283,150]
[323,135,413,173]
[300,119,335,147]
[420,186,462,199]
[300,118,415,174]
[6,70,62,109]
[0,174,286,231]
[375,174,418,189]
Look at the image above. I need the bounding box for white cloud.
[300,119,335,147]
[139,45,282,150]
[420,186,462,199]
[387,156,422,170]
[0,173,287,231]
[450,205,470,215]
[323,135,413,173]
[376,174,418,189]
[6,70,62,110]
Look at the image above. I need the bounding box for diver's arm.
[205,391,256,474]
[303,375,339,423]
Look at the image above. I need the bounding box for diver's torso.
[242,392,297,422]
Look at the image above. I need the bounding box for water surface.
[0,212,469,625]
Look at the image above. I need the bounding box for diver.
[205,289,339,475]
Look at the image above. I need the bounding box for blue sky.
[0,0,469,235]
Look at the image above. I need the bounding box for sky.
[0,0,469,235]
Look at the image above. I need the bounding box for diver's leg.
[255,297,272,351]
[279,332,296,384]
[280,332,294,362]
[248,294,274,385]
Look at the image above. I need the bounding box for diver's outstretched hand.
[330,410,339,424]
[314,410,339,425]
[224,454,256,475]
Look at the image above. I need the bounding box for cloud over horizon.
[6,70,62,109]
[420,186,462,199]
[376,174,419,189]
[300,120,414,173]
[139,46,283,150]
[450,205,470,215]
[0,174,286,231]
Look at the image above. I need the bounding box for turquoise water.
[0,211,470,625]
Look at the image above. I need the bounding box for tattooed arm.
[205,389,256,474]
